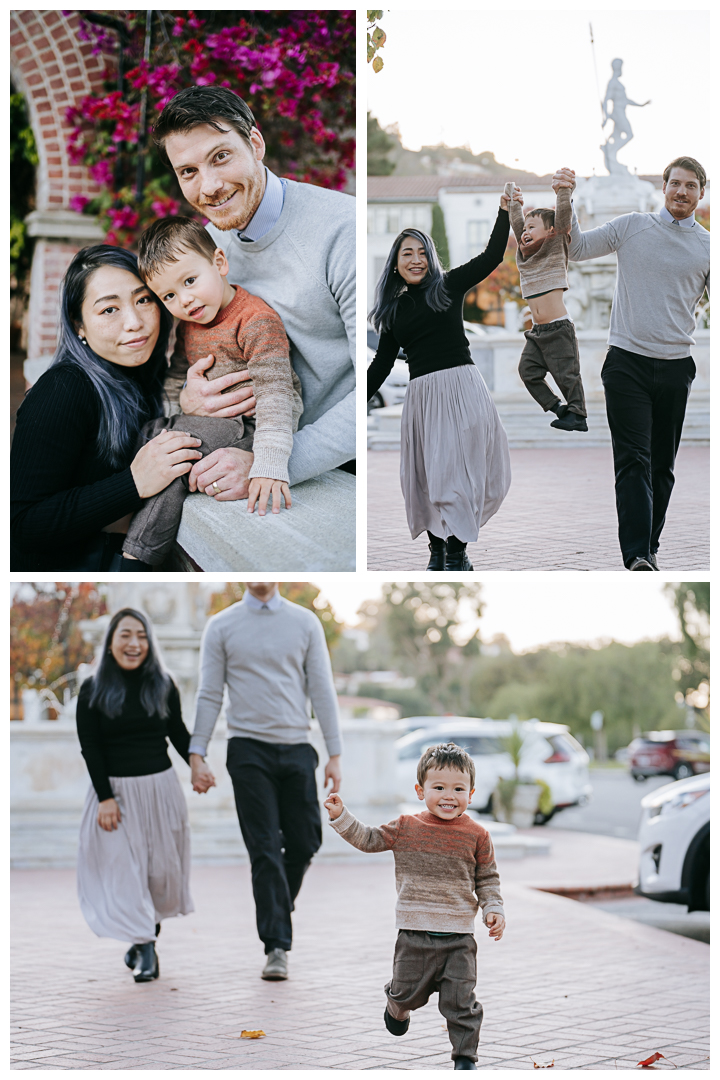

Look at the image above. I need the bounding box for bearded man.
[152,86,356,500]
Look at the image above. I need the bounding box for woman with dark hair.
[10,245,204,571]
[76,608,203,982]
[367,191,517,570]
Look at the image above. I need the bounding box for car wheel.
[674,763,693,780]
[633,773,646,782]
[367,393,384,414]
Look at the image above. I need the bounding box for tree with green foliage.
[359,582,484,714]
[367,112,396,176]
[432,203,450,270]
[664,582,709,729]
[207,582,342,651]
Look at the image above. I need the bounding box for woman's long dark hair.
[368,228,451,334]
[52,245,172,468]
[88,608,172,719]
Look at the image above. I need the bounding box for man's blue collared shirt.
[659,205,696,228]
[242,589,283,612]
[237,167,287,242]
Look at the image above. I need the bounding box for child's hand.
[486,912,505,941]
[324,793,344,821]
[247,477,292,516]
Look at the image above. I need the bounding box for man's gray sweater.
[189,597,342,758]
[568,209,710,359]
[205,180,356,486]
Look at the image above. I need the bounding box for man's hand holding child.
[486,912,505,941]
[324,793,344,820]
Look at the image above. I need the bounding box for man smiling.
[152,86,356,499]
[553,157,709,571]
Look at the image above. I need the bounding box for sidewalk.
[11,830,708,1070]
[367,447,710,571]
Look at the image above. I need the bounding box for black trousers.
[226,737,322,953]
[601,346,695,567]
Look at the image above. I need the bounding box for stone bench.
[173,467,356,571]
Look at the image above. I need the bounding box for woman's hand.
[97,797,121,831]
[512,185,524,206]
[324,792,344,820]
[247,477,292,516]
[179,354,257,419]
[552,167,576,194]
[130,429,203,499]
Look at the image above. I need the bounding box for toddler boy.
[324,743,505,1070]
[122,217,303,566]
[508,180,588,432]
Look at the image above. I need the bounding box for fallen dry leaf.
[532,1060,554,1069]
[637,1051,676,1068]
[240,1030,266,1040]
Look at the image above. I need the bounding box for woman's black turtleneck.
[10,358,159,571]
[367,208,510,401]
[76,670,191,803]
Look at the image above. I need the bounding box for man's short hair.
[417,743,475,789]
[137,216,218,283]
[152,86,258,166]
[525,207,556,230]
[663,156,707,189]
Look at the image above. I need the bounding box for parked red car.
[629,730,710,782]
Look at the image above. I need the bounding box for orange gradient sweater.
[169,284,303,483]
[330,807,505,932]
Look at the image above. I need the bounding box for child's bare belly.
[526,288,568,325]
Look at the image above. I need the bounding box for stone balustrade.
[368,330,709,451]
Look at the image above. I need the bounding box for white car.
[367,345,409,412]
[636,773,710,912]
[394,717,591,823]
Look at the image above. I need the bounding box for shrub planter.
[492,780,541,828]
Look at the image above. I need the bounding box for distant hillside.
[373,116,540,180]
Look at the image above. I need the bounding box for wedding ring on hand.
[212,481,221,494]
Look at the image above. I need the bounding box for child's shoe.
[550,411,588,432]
[384,1007,410,1036]
[454,1057,477,1070]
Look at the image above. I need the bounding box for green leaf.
[372,54,384,72]
[372,27,386,46]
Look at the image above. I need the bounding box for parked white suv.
[394,717,591,823]
[636,773,710,912]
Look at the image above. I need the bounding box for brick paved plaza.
[11,830,709,1070]
[367,447,709,572]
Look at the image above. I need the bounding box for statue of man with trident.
[601,58,651,174]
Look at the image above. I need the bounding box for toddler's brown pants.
[123,414,255,566]
[385,929,483,1062]
[519,317,587,417]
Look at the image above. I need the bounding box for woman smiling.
[10,245,203,571]
[367,192,513,570]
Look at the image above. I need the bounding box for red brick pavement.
[367,447,709,571]
[11,837,709,1070]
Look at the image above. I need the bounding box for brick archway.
[11,10,108,374]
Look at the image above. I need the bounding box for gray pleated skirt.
[400,364,511,543]
[77,768,194,944]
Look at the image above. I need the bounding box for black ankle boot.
[132,941,159,982]
[454,1056,477,1069]
[426,532,446,571]
[445,537,473,571]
